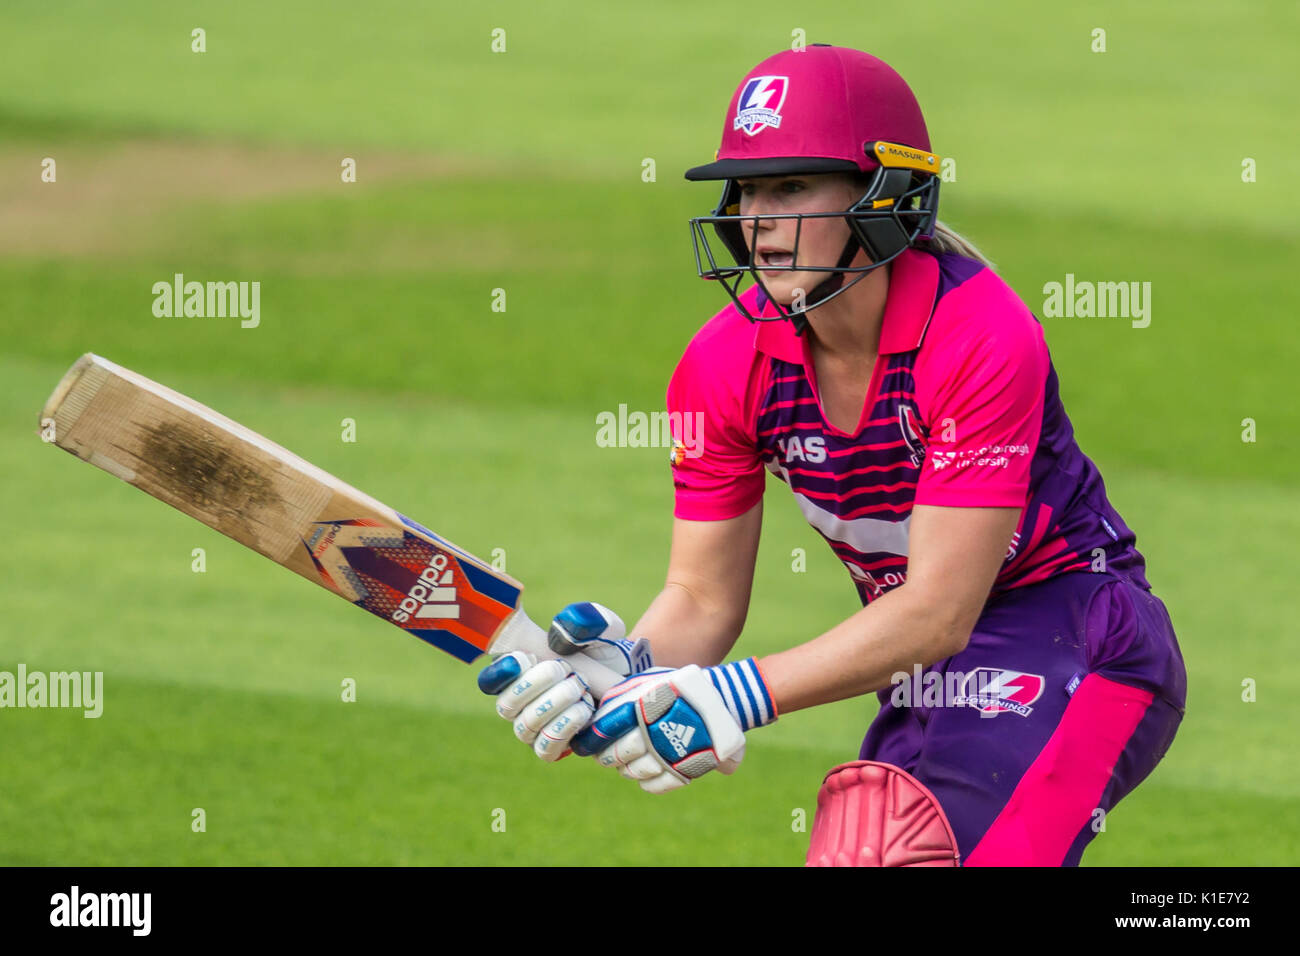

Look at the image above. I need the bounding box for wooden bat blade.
[39,353,621,695]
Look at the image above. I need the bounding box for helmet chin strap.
[804,235,861,305]
[784,234,862,334]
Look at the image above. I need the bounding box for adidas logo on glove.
[658,720,697,757]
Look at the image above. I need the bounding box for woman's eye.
[782,180,805,193]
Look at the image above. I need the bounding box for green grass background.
[1,0,1296,865]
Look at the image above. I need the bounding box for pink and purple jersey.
[667,248,1150,606]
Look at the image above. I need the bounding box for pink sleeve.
[667,317,767,521]
[913,275,1049,508]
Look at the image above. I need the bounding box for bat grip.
[489,608,624,698]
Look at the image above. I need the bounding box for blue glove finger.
[571,700,641,757]
[477,652,526,695]
[548,602,611,648]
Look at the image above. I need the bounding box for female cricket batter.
[478,45,1186,866]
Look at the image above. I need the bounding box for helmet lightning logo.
[733,76,788,135]
[953,668,1045,717]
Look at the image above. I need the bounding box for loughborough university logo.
[734,76,789,135]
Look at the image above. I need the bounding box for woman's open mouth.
[757,249,795,269]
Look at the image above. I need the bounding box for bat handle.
[488,608,624,698]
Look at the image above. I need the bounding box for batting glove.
[570,659,777,794]
[477,602,651,762]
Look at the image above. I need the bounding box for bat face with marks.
[39,353,620,695]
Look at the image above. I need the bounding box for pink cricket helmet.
[685,46,942,330]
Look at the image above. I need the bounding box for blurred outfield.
[1,0,1297,865]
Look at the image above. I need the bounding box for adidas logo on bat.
[391,553,461,623]
[658,720,696,757]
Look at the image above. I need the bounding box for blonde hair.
[925,220,995,269]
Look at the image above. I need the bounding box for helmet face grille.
[688,170,940,332]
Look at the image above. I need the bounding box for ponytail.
[924,221,995,269]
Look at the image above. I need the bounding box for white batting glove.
[478,652,595,761]
[570,659,777,794]
[477,603,651,761]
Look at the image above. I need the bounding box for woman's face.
[735,173,864,303]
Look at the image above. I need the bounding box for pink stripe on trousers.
[965,673,1154,866]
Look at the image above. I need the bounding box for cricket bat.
[38,353,622,696]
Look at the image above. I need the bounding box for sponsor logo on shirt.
[930,444,1031,472]
[844,561,886,599]
[777,435,826,463]
[898,404,927,467]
